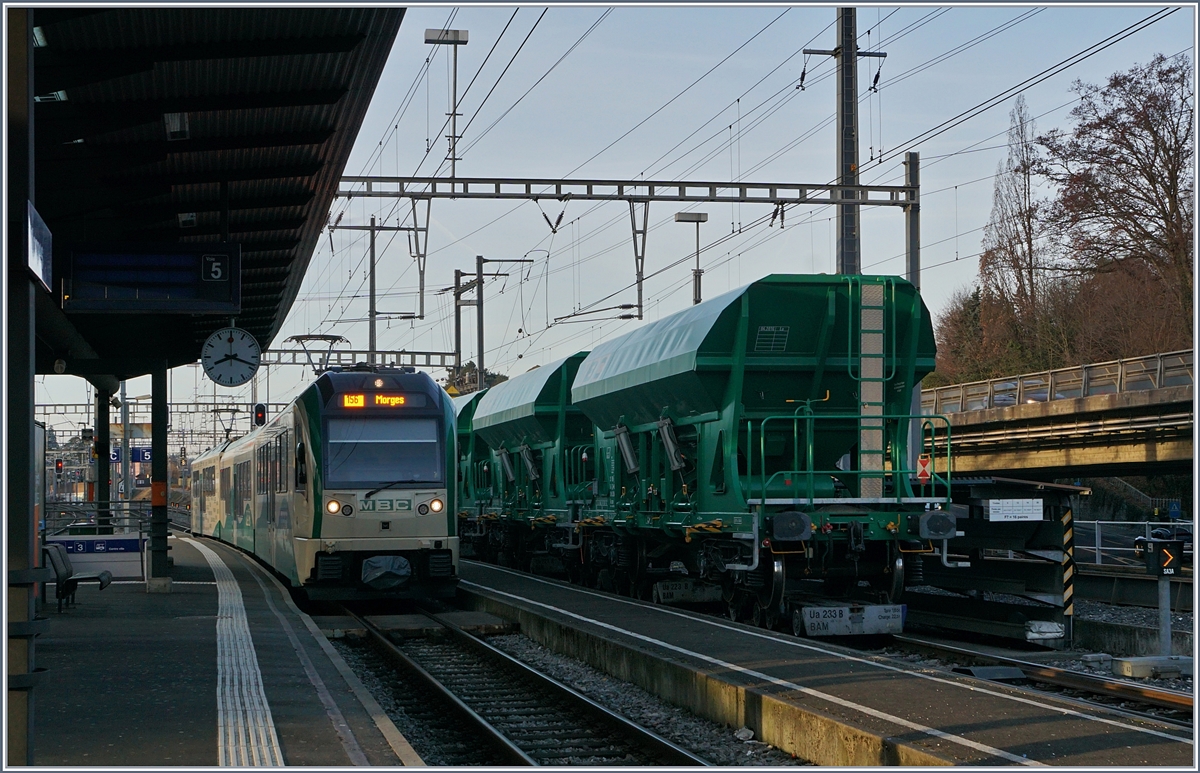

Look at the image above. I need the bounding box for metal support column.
[1159,577,1173,656]
[905,152,923,469]
[904,153,920,288]
[836,7,860,275]
[454,269,463,389]
[7,9,48,764]
[121,381,131,501]
[149,362,171,589]
[369,215,377,364]
[96,390,111,532]
[476,255,485,391]
[409,197,430,319]
[803,7,886,276]
[629,200,649,319]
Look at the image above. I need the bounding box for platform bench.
[43,542,113,612]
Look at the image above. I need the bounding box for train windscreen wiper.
[364,479,410,499]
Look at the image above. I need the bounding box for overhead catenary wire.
[291,8,1181,398]
[874,7,1177,168]
[459,8,609,157]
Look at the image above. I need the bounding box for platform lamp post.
[425,28,469,179]
[675,212,708,305]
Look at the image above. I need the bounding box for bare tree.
[1039,53,1194,336]
[979,95,1067,369]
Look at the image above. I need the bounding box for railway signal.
[253,403,267,426]
[1147,538,1185,656]
[1147,539,1185,577]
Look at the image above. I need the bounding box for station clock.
[201,327,261,387]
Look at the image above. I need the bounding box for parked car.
[1133,525,1193,564]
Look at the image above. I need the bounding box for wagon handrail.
[746,411,952,507]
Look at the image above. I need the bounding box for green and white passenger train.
[189,366,459,600]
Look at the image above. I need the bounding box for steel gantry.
[336,172,921,320]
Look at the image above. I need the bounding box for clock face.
[201,327,261,387]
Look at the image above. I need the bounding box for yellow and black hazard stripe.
[1061,506,1074,617]
[685,519,724,543]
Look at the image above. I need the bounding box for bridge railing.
[921,350,1193,414]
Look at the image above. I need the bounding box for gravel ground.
[1065,598,1194,693]
[1073,598,1193,632]
[888,598,1194,694]
[486,633,809,766]
[882,644,1193,695]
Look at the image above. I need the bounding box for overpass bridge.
[921,350,1193,477]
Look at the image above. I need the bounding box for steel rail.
[414,606,713,766]
[894,634,1193,714]
[345,609,534,765]
[346,607,711,766]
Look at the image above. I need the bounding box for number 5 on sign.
[202,254,224,281]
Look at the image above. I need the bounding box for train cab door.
[253,442,275,566]
[265,437,277,568]
[273,429,296,583]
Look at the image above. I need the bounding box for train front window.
[325,417,443,488]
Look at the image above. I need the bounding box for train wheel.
[751,600,778,629]
[721,578,736,604]
[728,592,750,623]
[596,568,615,593]
[791,605,808,637]
[887,552,905,604]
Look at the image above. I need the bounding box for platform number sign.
[202,254,226,281]
[1148,540,1185,577]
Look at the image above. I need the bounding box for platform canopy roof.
[27,7,404,381]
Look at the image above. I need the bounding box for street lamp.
[675,212,708,304]
[425,28,469,178]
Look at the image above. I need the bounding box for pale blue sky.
[40,4,1196,439]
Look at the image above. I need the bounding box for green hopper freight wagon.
[465,353,594,574]
[456,274,955,635]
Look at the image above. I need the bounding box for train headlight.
[430,498,444,513]
[326,499,342,515]
[341,504,354,516]
[418,503,429,515]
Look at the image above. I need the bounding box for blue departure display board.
[64,244,241,314]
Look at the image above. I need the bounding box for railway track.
[344,606,712,766]
[890,634,1194,729]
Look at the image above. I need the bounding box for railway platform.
[31,534,419,767]
[460,560,1195,767]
